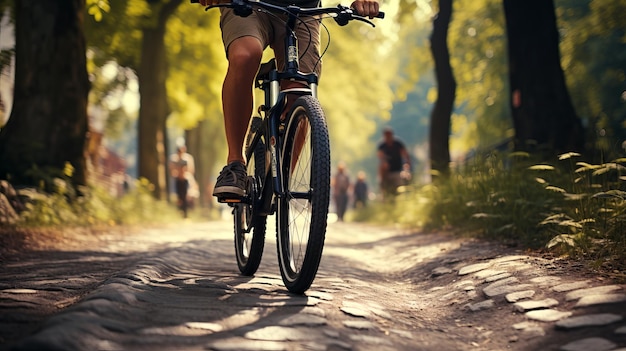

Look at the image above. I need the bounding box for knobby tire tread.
[277,96,330,294]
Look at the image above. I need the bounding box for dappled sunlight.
[141,321,223,336]
[93,220,234,253]
[323,222,465,274]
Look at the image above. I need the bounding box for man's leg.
[222,36,264,164]
[213,37,263,198]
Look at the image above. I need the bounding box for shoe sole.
[213,185,245,199]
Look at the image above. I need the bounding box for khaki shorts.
[219,8,322,76]
[381,172,403,194]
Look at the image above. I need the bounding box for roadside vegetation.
[354,152,626,274]
[3,177,210,230]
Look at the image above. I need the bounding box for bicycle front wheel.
[277,96,330,294]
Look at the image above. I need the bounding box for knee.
[228,40,263,73]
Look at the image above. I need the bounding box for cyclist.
[377,126,411,199]
[196,0,380,200]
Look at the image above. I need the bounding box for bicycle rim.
[277,96,330,294]
[234,118,267,276]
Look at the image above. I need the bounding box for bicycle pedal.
[218,197,243,204]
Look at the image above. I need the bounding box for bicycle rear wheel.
[277,96,330,294]
[234,117,267,276]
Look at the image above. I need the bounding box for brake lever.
[353,16,375,27]
[334,5,383,27]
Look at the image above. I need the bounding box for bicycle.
[192,0,384,294]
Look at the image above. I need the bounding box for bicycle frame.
[231,0,327,216]
[245,67,317,216]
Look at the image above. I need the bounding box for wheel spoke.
[277,96,329,294]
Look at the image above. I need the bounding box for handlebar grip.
[352,9,385,19]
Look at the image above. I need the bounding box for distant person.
[353,171,368,209]
[332,162,350,222]
[169,145,195,218]
[377,127,411,199]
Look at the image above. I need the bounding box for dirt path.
[1,219,625,350]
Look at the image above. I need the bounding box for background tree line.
[0,0,623,206]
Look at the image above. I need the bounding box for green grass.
[353,152,626,266]
[13,177,217,228]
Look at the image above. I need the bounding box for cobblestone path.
[1,220,624,350]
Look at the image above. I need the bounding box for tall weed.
[355,151,626,263]
[17,177,180,227]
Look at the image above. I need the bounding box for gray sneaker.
[213,161,247,199]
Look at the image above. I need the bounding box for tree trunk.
[0,0,89,189]
[503,0,585,155]
[428,0,456,179]
[137,0,182,199]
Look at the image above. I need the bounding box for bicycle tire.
[277,96,330,294]
[234,117,267,276]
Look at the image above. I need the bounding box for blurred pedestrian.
[169,145,195,218]
[332,162,350,222]
[377,127,411,200]
[353,171,368,209]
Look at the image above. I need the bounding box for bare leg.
[222,37,264,164]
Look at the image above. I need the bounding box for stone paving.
[0,220,625,350]
[427,254,626,351]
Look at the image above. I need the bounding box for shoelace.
[220,162,246,183]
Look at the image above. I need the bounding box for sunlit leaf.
[558,152,581,160]
[593,163,626,176]
[535,177,547,184]
[559,220,582,229]
[575,162,601,173]
[605,190,626,198]
[528,165,556,171]
[605,162,626,171]
[563,193,587,200]
[592,190,626,199]
[63,162,74,178]
[545,185,566,193]
[546,234,577,249]
[540,213,571,225]
[471,213,500,219]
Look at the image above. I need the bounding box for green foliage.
[317,1,397,163]
[357,151,626,263]
[556,0,626,159]
[166,3,225,131]
[18,177,181,227]
[87,0,111,22]
[447,0,512,151]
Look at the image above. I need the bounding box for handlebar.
[190,0,384,27]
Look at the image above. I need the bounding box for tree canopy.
[1,0,623,194]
